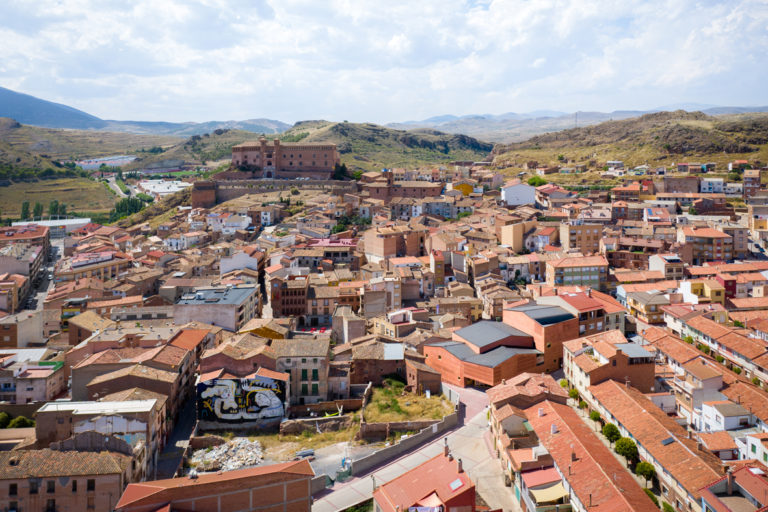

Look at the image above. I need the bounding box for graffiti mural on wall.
[197,376,285,423]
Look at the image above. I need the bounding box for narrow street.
[312,386,521,512]
[156,399,197,479]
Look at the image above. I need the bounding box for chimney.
[457,459,463,473]
[697,441,703,451]
[550,423,558,434]
[538,407,544,417]
[444,437,449,457]
[625,379,631,389]
[587,287,592,297]
[554,288,558,296]
[726,468,734,495]
[372,475,377,491]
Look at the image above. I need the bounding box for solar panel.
[449,478,463,491]
[661,437,675,446]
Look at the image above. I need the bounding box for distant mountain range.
[388,105,768,143]
[0,86,290,136]
[2,85,767,143]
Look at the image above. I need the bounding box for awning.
[530,482,568,504]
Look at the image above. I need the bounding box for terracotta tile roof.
[116,459,314,509]
[270,338,330,358]
[87,364,178,386]
[696,431,737,452]
[99,387,168,410]
[373,453,473,512]
[68,310,116,332]
[0,449,131,478]
[169,329,209,351]
[486,373,567,408]
[549,255,608,268]
[590,380,723,500]
[727,296,768,310]
[524,400,655,511]
[722,381,768,425]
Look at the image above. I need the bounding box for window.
[752,444,757,454]
[46,499,56,512]
[312,369,318,380]
[312,383,319,395]
[72,480,77,492]
[87,479,95,492]
[30,480,38,494]
[301,384,308,395]
[301,369,308,381]
[47,480,55,493]
[9,483,17,495]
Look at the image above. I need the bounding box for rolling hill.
[0,86,289,135]
[279,120,493,172]
[491,110,768,178]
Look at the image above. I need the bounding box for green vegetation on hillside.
[280,120,493,172]
[493,111,768,173]
[0,177,116,218]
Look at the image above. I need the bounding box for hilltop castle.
[231,137,339,179]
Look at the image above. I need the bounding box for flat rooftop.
[177,286,255,305]
[37,399,157,415]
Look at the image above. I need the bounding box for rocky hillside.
[282,121,493,172]
[492,111,768,170]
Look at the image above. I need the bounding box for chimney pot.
[457,458,463,473]
[726,468,734,495]
[444,438,449,456]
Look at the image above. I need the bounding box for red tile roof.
[590,380,723,501]
[373,453,473,512]
[116,459,314,509]
[525,400,655,511]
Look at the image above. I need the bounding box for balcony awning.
[530,482,568,504]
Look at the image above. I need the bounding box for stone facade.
[231,137,339,179]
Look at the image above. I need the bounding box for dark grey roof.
[177,286,256,306]
[505,303,575,325]
[709,401,750,417]
[454,321,529,349]
[614,343,654,359]
[433,341,540,368]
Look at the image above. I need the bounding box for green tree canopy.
[615,437,639,462]
[7,415,34,428]
[49,199,59,216]
[635,461,656,487]
[0,411,9,428]
[33,202,43,219]
[20,201,30,220]
[527,176,548,187]
[602,423,621,444]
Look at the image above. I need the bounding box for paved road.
[312,387,520,512]
[107,177,128,198]
[156,399,197,479]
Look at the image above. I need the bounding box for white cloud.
[0,0,766,123]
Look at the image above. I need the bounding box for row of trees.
[0,412,34,429]
[108,197,146,223]
[20,199,67,220]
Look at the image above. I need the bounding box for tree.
[644,489,660,508]
[527,176,547,187]
[33,202,43,219]
[602,423,621,445]
[7,415,34,428]
[635,461,656,487]
[333,163,349,180]
[57,203,67,217]
[615,437,639,462]
[662,503,675,512]
[568,388,579,399]
[20,201,29,220]
[559,379,568,388]
[733,320,745,328]
[0,411,9,428]
[589,410,601,422]
[578,400,587,409]
[49,199,59,216]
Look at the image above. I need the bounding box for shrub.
[589,411,601,422]
[7,416,34,428]
[290,187,300,195]
[0,411,9,429]
[733,367,742,375]
[615,437,639,462]
[733,320,745,328]
[527,176,548,187]
[578,400,587,409]
[559,379,568,388]
[635,461,656,486]
[645,488,660,508]
[662,503,675,512]
[568,388,579,399]
[602,423,621,444]
[684,336,694,345]
[716,355,725,363]
[752,377,761,386]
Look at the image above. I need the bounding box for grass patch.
[0,177,117,218]
[364,378,454,423]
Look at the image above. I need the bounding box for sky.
[1,0,767,124]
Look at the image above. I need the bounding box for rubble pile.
[190,438,263,472]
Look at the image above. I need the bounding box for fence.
[349,411,459,476]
